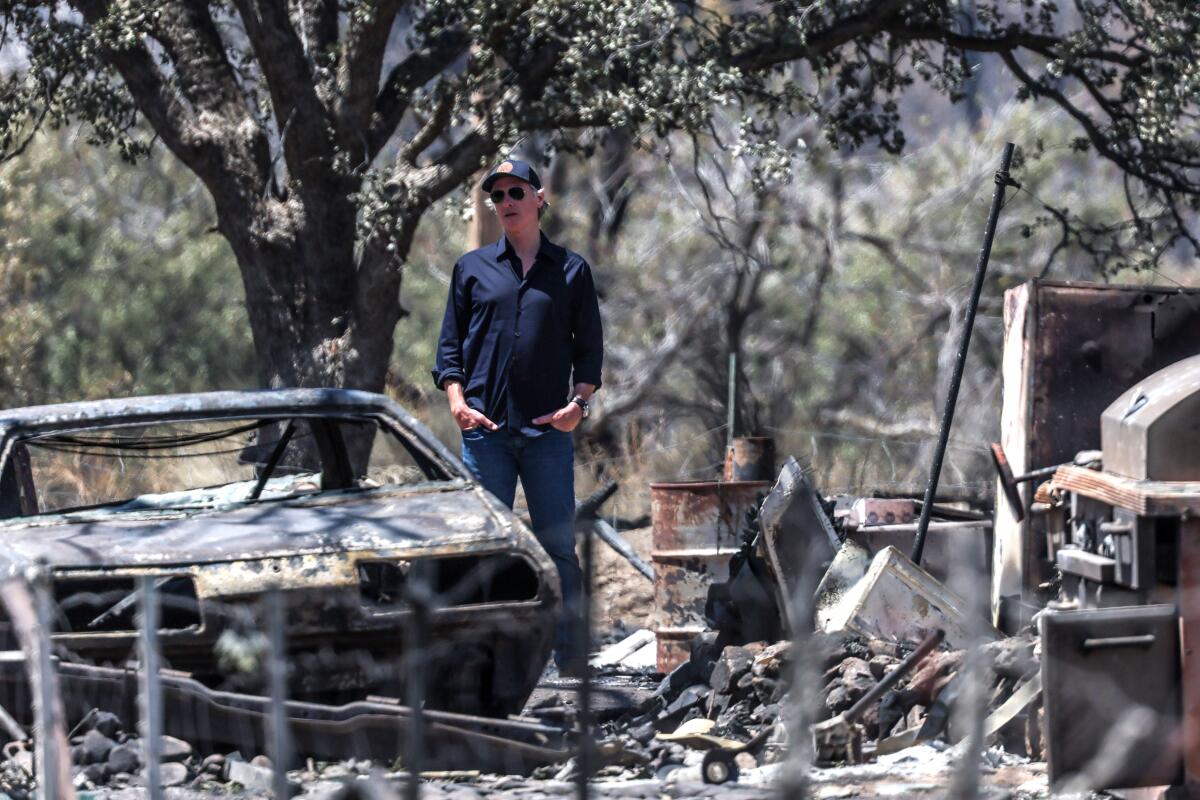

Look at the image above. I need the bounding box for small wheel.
[701,749,739,785]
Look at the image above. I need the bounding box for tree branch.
[399,85,454,165]
[151,1,248,122]
[729,0,911,71]
[230,0,333,186]
[71,0,231,186]
[367,25,471,159]
[335,0,405,135]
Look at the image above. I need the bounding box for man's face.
[489,176,541,233]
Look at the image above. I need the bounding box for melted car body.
[0,390,559,717]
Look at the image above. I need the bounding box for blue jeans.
[461,427,582,669]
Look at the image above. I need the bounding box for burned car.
[0,390,560,720]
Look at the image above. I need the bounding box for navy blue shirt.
[432,233,604,435]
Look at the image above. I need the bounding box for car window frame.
[0,409,460,519]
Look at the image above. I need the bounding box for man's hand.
[453,404,498,432]
[446,381,498,431]
[532,403,583,432]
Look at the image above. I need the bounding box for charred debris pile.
[531,453,1043,788]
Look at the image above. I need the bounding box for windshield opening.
[0,415,448,517]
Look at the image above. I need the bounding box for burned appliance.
[1041,353,1200,791]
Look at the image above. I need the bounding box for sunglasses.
[489,186,528,204]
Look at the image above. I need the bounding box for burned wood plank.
[1053,465,1200,517]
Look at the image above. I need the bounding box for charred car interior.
[0,390,561,751]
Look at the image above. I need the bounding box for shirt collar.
[494,232,560,264]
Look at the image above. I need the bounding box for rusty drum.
[649,480,771,671]
[722,436,777,482]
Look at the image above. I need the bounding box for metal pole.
[912,142,1018,565]
[404,566,431,800]
[32,574,60,800]
[266,588,292,799]
[138,576,164,800]
[575,521,594,800]
[726,351,737,450]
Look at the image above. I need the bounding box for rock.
[81,730,116,765]
[752,675,781,705]
[630,722,656,744]
[201,753,225,774]
[749,702,780,725]
[107,742,141,775]
[734,752,757,770]
[71,745,86,766]
[824,655,880,718]
[87,711,123,739]
[659,684,708,721]
[226,758,300,796]
[159,761,189,787]
[982,634,1038,680]
[81,762,109,785]
[869,654,901,680]
[250,754,272,768]
[906,649,965,705]
[159,735,192,763]
[751,642,792,679]
[710,646,755,696]
[868,639,905,659]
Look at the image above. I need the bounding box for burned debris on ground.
[9,278,1200,797]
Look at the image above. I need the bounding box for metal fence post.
[404,565,431,800]
[575,522,594,800]
[266,587,292,799]
[32,574,61,800]
[138,575,164,800]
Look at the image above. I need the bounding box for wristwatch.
[570,395,590,419]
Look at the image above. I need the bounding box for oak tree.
[1,0,1196,391]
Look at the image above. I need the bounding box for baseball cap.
[481,159,542,193]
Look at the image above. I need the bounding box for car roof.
[0,388,470,481]
[0,389,403,433]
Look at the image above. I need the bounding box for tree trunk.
[212,192,410,396]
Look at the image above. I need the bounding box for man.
[432,158,603,675]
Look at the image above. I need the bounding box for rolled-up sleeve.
[431,261,468,390]
[571,260,604,389]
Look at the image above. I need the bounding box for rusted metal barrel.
[722,437,777,482]
[649,480,771,671]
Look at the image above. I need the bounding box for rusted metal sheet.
[994,281,1200,630]
[758,458,840,631]
[722,437,776,482]
[649,480,769,670]
[652,552,733,670]
[649,481,770,553]
[655,629,699,674]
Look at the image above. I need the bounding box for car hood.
[0,482,513,570]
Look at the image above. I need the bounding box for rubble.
[0,422,1065,796]
[817,546,999,648]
